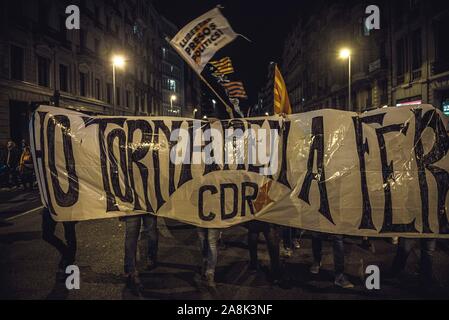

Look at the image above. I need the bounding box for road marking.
[5,206,44,221]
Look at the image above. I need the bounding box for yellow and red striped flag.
[222,81,248,99]
[274,65,292,114]
[210,57,235,76]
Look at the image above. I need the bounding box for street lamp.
[112,55,126,116]
[193,108,198,118]
[339,48,351,111]
[212,99,216,109]
[170,95,177,114]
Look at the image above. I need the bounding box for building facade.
[0,0,202,145]
[159,16,185,117]
[281,0,449,115]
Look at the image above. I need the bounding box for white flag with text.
[170,8,237,74]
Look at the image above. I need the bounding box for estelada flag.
[274,65,292,114]
[170,8,237,75]
[210,57,235,76]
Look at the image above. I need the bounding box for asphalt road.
[1,189,449,300]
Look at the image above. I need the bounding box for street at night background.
[1,0,449,301]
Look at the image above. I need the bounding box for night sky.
[153,0,307,107]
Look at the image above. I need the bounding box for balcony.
[431,60,449,75]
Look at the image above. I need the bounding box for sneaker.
[293,239,301,249]
[281,247,293,258]
[309,261,321,274]
[334,274,355,289]
[126,273,143,296]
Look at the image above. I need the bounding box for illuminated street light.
[170,95,177,114]
[193,108,198,118]
[111,55,126,116]
[339,48,352,110]
[265,112,269,116]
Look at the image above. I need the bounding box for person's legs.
[310,232,322,274]
[41,208,68,269]
[62,222,77,266]
[332,235,345,277]
[391,238,415,276]
[205,228,220,276]
[142,215,158,266]
[264,225,281,279]
[420,239,436,282]
[248,227,259,270]
[282,227,293,249]
[332,234,354,288]
[197,228,208,276]
[124,216,142,275]
[311,233,322,263]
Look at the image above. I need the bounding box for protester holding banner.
[196,227,220,288]
[41,207,77,276]
[122,214,159,295]
[247,221,282,283]
[390,238,437,287]
[310,233,354,289]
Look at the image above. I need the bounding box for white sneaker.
[309,261,321,274]
[334,274,354,289]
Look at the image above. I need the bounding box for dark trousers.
[282,227,296,249]
[312,233,345,275]
[391,238,436,281]
[41,208,77,268]
[124,214,158,274]
[247,222,281,276]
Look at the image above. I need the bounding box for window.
[125,90,131,108]
[10,45,24,81]
[37,55,50,87]
[396,37,408,83]
[411,29,422,70]
[80,30,87,49]
[116,87,121,105]
[59,16,67,41]
[95,78,101,100]
[59,64,68,92]
[79,72,87,96]
[107,83,112,104]
[135,94,140,111]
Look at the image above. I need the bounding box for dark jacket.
[7,146,20,169]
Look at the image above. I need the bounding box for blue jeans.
[312,232,345,276]
[124,214,158,274]
[197,228,220,276]
[392,238,436,281]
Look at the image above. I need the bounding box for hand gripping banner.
[30,105,449,238]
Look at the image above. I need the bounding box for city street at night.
[1,0,449,306]
[2,189,449,300]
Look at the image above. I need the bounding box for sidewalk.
[0,187,42,221]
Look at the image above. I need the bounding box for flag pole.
[165,37,234,117]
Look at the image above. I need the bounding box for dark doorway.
[9,100,34,145]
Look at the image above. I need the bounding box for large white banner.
[30,105,449,238]
[170,8,237,74]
